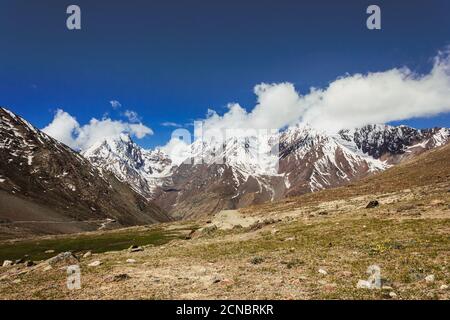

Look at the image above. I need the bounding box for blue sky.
[0,0,449,148]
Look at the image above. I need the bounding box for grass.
[155,215,449,299]
[241,144,450,216]
[1,211,449,299]
[0,225,194,262]
[1,142,449,299]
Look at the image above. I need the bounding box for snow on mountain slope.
[82,134,174,197]
[279,124,388,195]
[152,133,285,219]
[339,124,450,164]
[157,123,448,218]
[79,119,449,219]
[0,107,170,238]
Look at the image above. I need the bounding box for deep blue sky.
[0,0,449,148]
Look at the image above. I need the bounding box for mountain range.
[80,114,449,219]
[0,107,170,239]
[1,106,449,237]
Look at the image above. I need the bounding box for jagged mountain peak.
[154,122,449,218]
[68,112,450,219]
[83,133,146,170]
[0,107,170,238]
[82,133,174,197]
[339,124,450,159]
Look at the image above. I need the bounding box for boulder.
[88,260,102,267]
[318,269,328,275]
[46,252,79,266]
[106,273,130,282]
[2,260,13,267]
[366,200,380,209]
[128,245,144,253]
[24,260,35,267]
[250,256,264,265]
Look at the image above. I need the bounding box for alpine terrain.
[81,121,449,219]
[0,107,170,239]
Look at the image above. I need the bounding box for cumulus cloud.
[42,109,153,150]
[301,51,450,131]
[195,50,450,134]
[41,109,79,147]
[109,100,122,109]
[158,135,191,166]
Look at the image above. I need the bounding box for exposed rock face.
[78,120,450,220]
[278,125,388,196]
[153,134,286,220]
[339,124,449,163]
[0,107,170,239]
[154,124,449,219]
[82,134,174,198]
[6,106,447,223]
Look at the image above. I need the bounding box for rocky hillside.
[1,142,449,300]
[155,124,449,219]
[243,142,450,215]
[0,108,170,239]
[79,119,449,220]
[9,104,446,222]
[82,134,173,198]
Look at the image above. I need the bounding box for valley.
[1,143,449,299]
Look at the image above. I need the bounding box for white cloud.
[47,49,450,161]
[301,50,450,131]
[158,136,191,166]
[129,123,153,138]
[123,109,141,123]
[41,109,79,147]
[109,100,122,109]
[42,109,153,150]
[196,50,450,134]
[161,121,182,128]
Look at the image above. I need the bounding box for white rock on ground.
[128,245,144,253]
[425,275,435,283]
[440,285,448,290]
[126,259,136,264]
[318,269,328,275]
[88,260,102,267]
[43,265,53,271]
[357,280,372,289]
[2,260,13,267]
[83,251,92,258]
[389,292,397,298]
[46,252,78,266]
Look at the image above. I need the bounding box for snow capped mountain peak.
[83,133,145,170]
[77,118,449,218]
[82,134,174,197]
[338,124,449,160]
[0,107,170,233]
